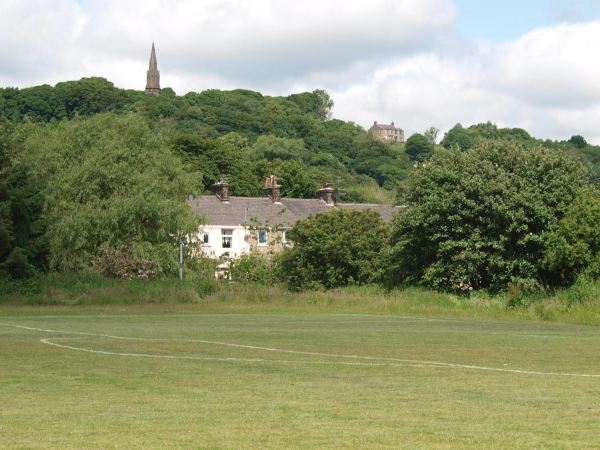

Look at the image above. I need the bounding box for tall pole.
[179,240,183,280]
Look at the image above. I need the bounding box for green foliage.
[405,133,434,161]
[3,79,405,204]
[255,159,318,199]
[349,136,412,189]
[423,126,440,145]
[277,208,387,290]
[228,251,276,284]
[441,124,474,151]
[387,140,589,291]
[287,89,334,121]
[569,135,587,148]
[250,134,310,162]
[542,190,600,285]
[14,113,202,274]
[0,125,48,276]
[171,133,256,195]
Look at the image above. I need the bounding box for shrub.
[277,208,387,291]
[228,251,276,284]
[91,240,160,280]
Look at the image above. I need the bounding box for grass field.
[1,307,599,448]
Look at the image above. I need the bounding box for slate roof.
[188,196,402,227]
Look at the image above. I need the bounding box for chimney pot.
[316,183,337,206]
[211,181,229,203]
[263,174,281,203]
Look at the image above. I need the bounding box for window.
[258,230,268,246]
[283,230,289,244]
[203,233,209,244]
[222,229,233,249]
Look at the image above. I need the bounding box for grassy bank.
[1,274,600,326]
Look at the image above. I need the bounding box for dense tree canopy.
[387,140,589,291]
[1,79,410,205]
[13,113,202,274]
[3,77,600,291]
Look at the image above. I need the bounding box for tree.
[313,89,334,121]
[387,140,588,291]
[424,126,440,145]
[569,135,587,148]
[0,125,48,277]
[441,124,474,151]
[15,113,202,274]
[277,208,387,290]
[405,133,434,161]
[542,190,600,285]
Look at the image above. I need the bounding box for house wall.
[368,125,405,144]
[197,225,291,259]
[197,225,249,259]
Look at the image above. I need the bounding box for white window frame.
[283,230,289,244]
[258,229,268,246]
[222,229,233,249]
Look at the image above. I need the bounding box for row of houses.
[188,176,401,264]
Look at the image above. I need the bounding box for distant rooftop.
[188,196,402,227]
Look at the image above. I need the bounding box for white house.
[188,177,401,265]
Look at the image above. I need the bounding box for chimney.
[263,175,281,203]
[316,182,337,206]
[211,181,229,203]
[374,121,377,125]
[391,121,395,127]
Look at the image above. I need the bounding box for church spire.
[145,42,161,96]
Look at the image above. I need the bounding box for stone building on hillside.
[369,121,404,144]
[188,177,401,262]
[145,42,162,96]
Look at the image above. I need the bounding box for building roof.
[188,196,402,227]
[372,123,404,132]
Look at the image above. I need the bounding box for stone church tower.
[145,42,161,96]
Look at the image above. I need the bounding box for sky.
[2,0,600,143]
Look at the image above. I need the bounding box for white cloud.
[493,22,600,108]
[0,0,456,88]
[1,1,600,144]
[329,21,600,144]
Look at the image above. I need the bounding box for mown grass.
[1,274,600,326]
[1,311,599,448]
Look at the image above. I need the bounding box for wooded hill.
[2,76,600,283]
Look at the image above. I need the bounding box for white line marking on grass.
[3,323,600,378]
[40,338,429,369]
